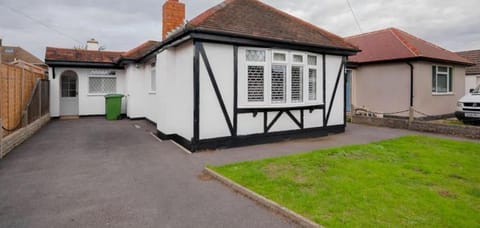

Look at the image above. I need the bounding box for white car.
[456,85,480,123]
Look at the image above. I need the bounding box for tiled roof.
[120,40,161,60]
[456,50,480,75]
[1,46,44,64]
[188,0,357,51]
[346,28,472,65]
[45,40,161,64]
[45,47,124,63]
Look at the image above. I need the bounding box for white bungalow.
[45,0,359,152]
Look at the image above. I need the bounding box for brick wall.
[162,0,185,40]
[0,114,50,158]
[352,115,480,140]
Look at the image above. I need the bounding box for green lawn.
[210,136,480,227]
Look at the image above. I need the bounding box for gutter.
[45,60,123,69]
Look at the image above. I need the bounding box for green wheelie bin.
[105,94,124,120]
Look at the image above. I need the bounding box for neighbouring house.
[0,38,47,73]
[45,0,359,151]
[456,49,480,94]
[345,28,473,118]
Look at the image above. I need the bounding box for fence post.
[38,80,42,117]
[22,110,28,127]
[408,106,414,124]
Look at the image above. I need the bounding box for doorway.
[346,69,352,112]
[60,71,79,116]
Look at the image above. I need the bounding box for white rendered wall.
[49,67,126,117]
[324,55,345,126]
[48,67,60,117]
[156,41,194,140]
[144,61,158,123]
[124,60,158,122]
[199,43,235,139]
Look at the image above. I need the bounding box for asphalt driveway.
[0,117,461,227]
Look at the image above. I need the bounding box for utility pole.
[0,38,3,64]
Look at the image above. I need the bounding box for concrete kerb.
[204,167,321,228]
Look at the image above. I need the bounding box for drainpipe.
[406,62,414,123]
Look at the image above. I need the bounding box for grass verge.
[210,135,480,227]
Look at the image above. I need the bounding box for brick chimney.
[162,0,185,40]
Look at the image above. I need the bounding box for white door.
[60,72,79,116]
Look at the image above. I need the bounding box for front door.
[346,70,352,112]
[60,72,78,116]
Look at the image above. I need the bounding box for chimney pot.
[162,0,185,40]
[86,38,100,51]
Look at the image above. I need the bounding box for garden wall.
[0,114,50,158]
[352,115,480,140]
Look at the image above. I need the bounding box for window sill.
[432,92,454,96]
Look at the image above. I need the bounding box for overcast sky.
[1,0,479,60]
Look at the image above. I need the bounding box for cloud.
[0,0,478,60]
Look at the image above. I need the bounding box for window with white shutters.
[248,66,265,102]
[291,66,303,103]
[89,77,116,94]
[308,69,317,100]
[272,65,286,103]
[240,48,322,107]
[308,55,318,101]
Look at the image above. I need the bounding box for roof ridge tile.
[389,28,419,56]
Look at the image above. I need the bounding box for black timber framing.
[344,57,349,125]
[325,57,346,125]
[195,125,346,151]
[193,42,200,150]
[322,54,327,126]
[233,46,239,137]
[184,37,350,152]
[197,43,235,136]
[158,124,345,152]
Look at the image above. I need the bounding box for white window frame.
[432,65,453,95]
[307,54,319,101]
[245,48,268,105]
[238,48,323,108]
[88,76,117,96]
[290,52,306,103]
[149,62,157,94]
[271,51,288,104]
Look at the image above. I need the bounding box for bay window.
[240,48,322,107]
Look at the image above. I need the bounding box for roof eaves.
[351,56,474,66]
[191,27,360,54]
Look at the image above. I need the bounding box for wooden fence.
[0,63,48,136]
